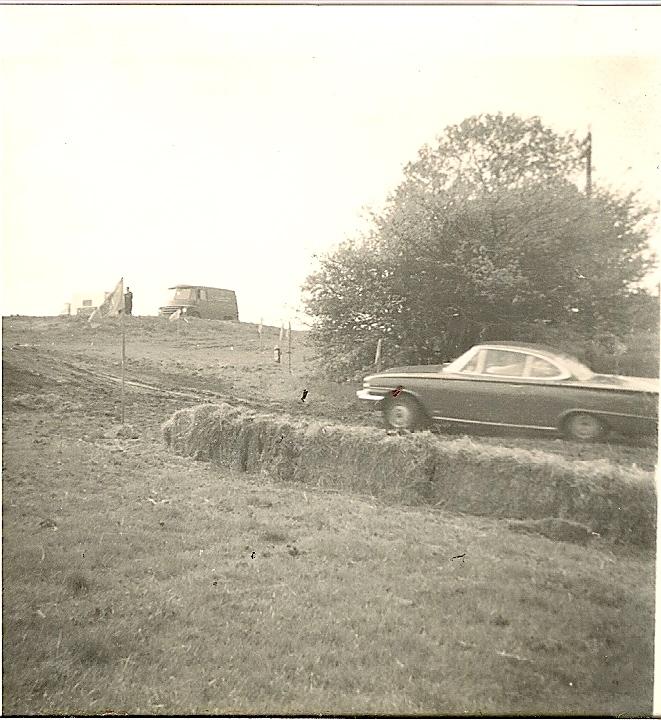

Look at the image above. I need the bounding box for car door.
[430,348,552,428]
[463,348,539,426]
[509,353,577,428]
[424,347,490,421]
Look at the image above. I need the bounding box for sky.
[1,5,660,327]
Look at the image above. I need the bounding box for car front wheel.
[563,413,605,442]
[383,396,427,431]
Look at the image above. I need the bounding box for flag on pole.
[88,278,124,322]
[581,129,592,159]
[257,318,263,336]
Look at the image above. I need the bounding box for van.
[159,285,239,320]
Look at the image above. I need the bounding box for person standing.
[124,287,133,316]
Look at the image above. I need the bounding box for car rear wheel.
[383,396,427,431]
[563,413,605,442]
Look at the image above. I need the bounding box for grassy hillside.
[2,316,656,715]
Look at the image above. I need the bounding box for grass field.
[2,315,656,715]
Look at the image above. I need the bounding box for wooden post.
[288,321,292,374]
[375,338,383,372]
[585,126,592,198]
[121,308,126,424]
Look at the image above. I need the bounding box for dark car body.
[357,342,658,441]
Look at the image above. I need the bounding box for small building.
[70,290,110,317]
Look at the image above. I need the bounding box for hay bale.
[161,406,196,454]
[162,402,656,547]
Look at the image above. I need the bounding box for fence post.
[288,321,292,374]
[375,338,383,372]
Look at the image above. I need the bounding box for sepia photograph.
[1,3,659,716]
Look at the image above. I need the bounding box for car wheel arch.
[381,389,428,410]
[381,391,431,429]
[558,408,608,426]
[559,409,608,440]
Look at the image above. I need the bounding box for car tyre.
[383,396,427,431]
[563,413,605,442]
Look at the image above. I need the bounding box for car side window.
[484,349,527,377]
[525,355,563,378]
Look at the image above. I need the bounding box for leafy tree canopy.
[304,113,657,378]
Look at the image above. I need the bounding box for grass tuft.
[261,529,288,543]
[65,571,92,596]
[68,634,112,665]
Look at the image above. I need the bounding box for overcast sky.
[1,5,660,326]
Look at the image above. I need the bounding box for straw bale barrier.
[162,403,656,547]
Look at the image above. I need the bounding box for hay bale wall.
[162,403,656,547]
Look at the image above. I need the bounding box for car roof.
[476,341,568,356]
[169,285,234,292]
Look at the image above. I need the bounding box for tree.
[304,113,657,378]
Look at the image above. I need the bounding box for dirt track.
[2,316,374,427]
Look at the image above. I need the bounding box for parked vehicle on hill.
[159,285,239,321]
[357,342,658,441]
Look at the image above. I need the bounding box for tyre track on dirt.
[5,345,313,417]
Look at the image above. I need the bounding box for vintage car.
[357,342,658,441]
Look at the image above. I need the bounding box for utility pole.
[120,286,126,425]
[585,126,592,198]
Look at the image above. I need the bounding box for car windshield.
[443,348,480,374]
[172,288,194,301]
